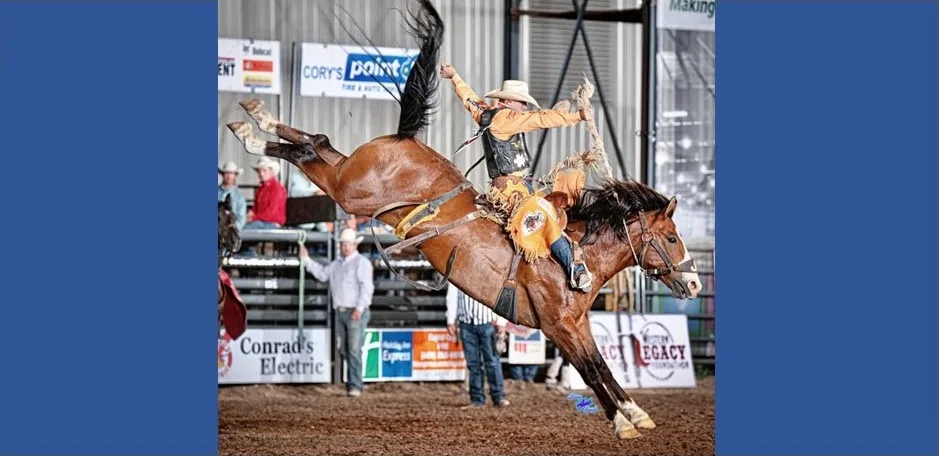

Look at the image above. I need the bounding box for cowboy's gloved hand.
[579,108,594,123]
[440,64,456,79]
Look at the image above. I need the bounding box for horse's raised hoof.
[226,122,266,156]
[633,418,657,430]
[238,99,279,134]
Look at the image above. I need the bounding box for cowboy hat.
[251,157,280,175]
[218,161,243,175]
[337,227,364,245]
[485,80,542,109]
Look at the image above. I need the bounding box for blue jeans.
[242,221,281,230]
[510,364,539,381]
[338,308,370,391]
[459,322,505,405]
[236,221,282,257]
[550,237,585,280]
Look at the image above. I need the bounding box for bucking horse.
[225,0,700,440]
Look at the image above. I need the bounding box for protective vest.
[479,108,532,179]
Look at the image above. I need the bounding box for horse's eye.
[667,236,678,244]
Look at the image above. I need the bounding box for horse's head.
[218,194,241,264]
[569,180,702,300]
[625,197,701,299]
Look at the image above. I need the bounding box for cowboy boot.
[569,241,593,292]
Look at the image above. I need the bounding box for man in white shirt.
[446,283,510,408]
[300,228,374,397]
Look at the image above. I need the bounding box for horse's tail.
[395,0,444,139]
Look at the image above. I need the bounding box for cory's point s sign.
[299,42,420,101]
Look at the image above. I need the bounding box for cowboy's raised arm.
[490,107,590,137]
[440,64,490,124]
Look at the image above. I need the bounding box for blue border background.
[0,1,935,455]
[0,2,217,455]
[719,1,937,455]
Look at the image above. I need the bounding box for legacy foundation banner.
[569,313,697,389]
[657,0,716,32]
[218,38,282,94]
[218,328,330,384]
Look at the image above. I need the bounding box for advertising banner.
[569,313,697,389]
[218,38,282,94]
[218,327,331,384]
[355,328,466,382]
[657,0,716,32]
[506,323,546,365]
[299,42,420,100]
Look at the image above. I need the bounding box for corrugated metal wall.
[218,0,505,198]
[521,0,643,181]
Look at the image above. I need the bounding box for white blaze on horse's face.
[669,231,701,299]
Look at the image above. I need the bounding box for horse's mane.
[567,179,671,245]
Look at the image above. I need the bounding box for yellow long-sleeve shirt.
[450,75,583,141]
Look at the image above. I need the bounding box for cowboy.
[243,157,287,230]
[440,64,594,292]
[218,161,247,231]
[299,228,374,397]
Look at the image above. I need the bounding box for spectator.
[545,348,572,392]
[446,284,510,409]
[243,157,286,230]
[218,161,246,231]
[299,228,374,397]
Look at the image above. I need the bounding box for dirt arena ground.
[219,376,713,456]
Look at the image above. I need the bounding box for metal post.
[504,0,520,81]
[296,230,307,345]
[639,0,657,186]
[531,0,589,172]
[574,8,628,178]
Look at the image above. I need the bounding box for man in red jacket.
[244,157,286,229]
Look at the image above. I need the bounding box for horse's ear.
[224,193,233,209]
[664,197,678,219]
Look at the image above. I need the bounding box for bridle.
[623,211,698,279]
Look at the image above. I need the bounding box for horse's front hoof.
[616,427,642,440]
[633,418,656,430]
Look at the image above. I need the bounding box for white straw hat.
[337,228,363,244]
[484,80,541,109]
[218,161,243,175]
[251,157,280,175]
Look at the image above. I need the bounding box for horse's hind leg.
[552,316,642,440]
[236,99,346,167]
[575,318,656,430]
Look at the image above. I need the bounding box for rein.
[623,211,698,279]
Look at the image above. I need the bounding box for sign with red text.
[569,313,696,389]
[506,323,546,365]
[218,38,282,94]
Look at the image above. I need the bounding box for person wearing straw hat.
[299,228,374,397]
[243,157,287,230]
[218,161,246,231]
[440,64,594,292]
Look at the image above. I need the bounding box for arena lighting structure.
[507,0,649,182]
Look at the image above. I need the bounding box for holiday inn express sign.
[658,0,715,32]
